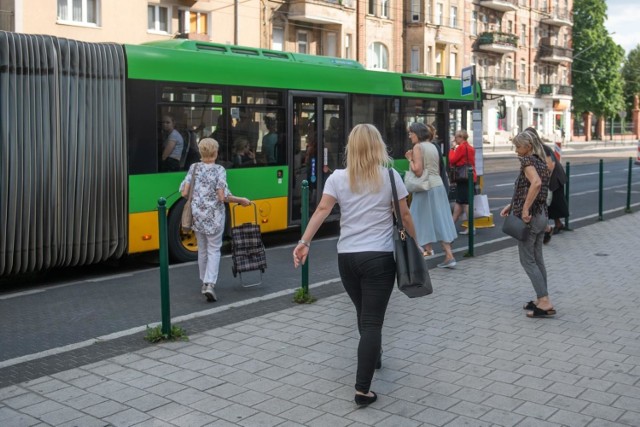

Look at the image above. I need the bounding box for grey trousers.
[517,213,549,298]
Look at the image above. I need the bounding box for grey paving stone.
[103,408,150,427]
[547,409,594,427]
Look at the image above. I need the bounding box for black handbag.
[501,193,530,241]
[450,144,470,183]
[389,170,433,298]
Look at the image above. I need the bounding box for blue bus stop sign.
[461,66,473,97]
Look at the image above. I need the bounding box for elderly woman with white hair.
[180,138,250,302]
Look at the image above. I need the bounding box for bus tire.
[167,198,198,263]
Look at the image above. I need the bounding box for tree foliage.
[572,0,625,117]
[622,45,640,112]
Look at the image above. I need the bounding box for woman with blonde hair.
[180,138,250,302]
[293,124,417,407]
[500,131,555,317]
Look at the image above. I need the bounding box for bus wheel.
[168,198,198,262]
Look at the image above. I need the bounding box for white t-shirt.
[323,167,408,253]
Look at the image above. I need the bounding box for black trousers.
[338,251,395,393]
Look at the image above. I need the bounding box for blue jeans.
[338,251,395,393]
[517,213,548,298]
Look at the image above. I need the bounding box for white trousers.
[195,227,224,285]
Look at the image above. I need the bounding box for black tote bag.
[389,170,433,298]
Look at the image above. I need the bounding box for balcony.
[480,77,518,93]
[288,0,355,24]
[537,84,572,98]
[539,44,573,63]
[479,0,518,12]
[477,32,518,54]
[541,10,573,27]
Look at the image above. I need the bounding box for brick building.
[1,0,573,142]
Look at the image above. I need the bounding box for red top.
[449,140,477,182]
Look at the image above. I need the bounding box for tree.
[621,45,640,113]
[572,0,625,118]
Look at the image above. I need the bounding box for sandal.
[423,249,434,257]
[526,306,556,318]
[523,300,536,310]
[543,231,552,244]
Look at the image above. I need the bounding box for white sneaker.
[437,258,457,269]
[459,228,476,235]
[201,284,207,294]
[204,284,217,302]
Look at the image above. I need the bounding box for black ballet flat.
[355,391,377,407]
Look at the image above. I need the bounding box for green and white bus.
[0,31,480,276]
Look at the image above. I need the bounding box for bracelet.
[298,239,310,248]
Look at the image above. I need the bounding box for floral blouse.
[511,155,550,218]
[180,162,229,235]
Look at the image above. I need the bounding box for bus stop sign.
[461,66,473,97]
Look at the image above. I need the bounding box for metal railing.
[477,32,518,48]
[481,77,517,91]
[539,44,573,60]
[537,84,572,96]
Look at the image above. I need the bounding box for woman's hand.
[405,149,412,161]
[293,243,309,268]
[500,204,511,217]
[521,208,531,223]
[238,197,251,207]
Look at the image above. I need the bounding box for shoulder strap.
[389,169,404,231]
[187,163,199,201]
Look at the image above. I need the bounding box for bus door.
[289,93,347,223]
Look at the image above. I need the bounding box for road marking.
[0,289,45,300]
[86,274,134,283]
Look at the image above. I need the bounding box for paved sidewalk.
[1,213,640,426]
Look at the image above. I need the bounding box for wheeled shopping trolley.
[230,202,267,287]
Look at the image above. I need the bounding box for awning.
[553,100,570,111]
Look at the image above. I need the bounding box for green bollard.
[157,198,171,337]
[626,157,633,213]
[598,159,604,221]
[301,180,309,296]
[465,167,474,257]
[564,161,571,231]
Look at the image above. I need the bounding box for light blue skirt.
[410,185,458,246]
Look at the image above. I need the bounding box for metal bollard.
[598,159,604,221]
[157,198,172,336]
[465,167,474,257]
[626,157,633,213]
[564,162,571,230]
[301,180,309,296]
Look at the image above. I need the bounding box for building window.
[450,6,457,28]
[436,3,443,25]
[520,24,526,47]
[520,62,526,85]
[345,34,352,59]
[533,65,538,86]
[58,0,98,25]
[410,47,420,73]
[435,49,442,75]
[471,11,478,35]
[326,32,337,57]
[533,26,539,47]
[367,42,389,70]
[148,5,170,33]
[427,1,432,23]
[381,0,389,18]
[178,10,209,36]
[272,27,284,51]
[449,52,457,76]
[481,14,488,32]
[505,60,512,78]
[297,31,308,54]
[368,0,375,15]
[507,20,513,34]
[426,46,432,74]
[411,0,420,22]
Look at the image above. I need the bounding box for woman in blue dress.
[405,122,458,268]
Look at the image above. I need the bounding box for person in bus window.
[161,114,184,172]
[233,136,256,167]
[262,116,279,165]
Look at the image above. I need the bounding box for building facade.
[1,0,572,142]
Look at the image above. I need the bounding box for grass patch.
[144,325,189,343]
[293,287,316,304]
